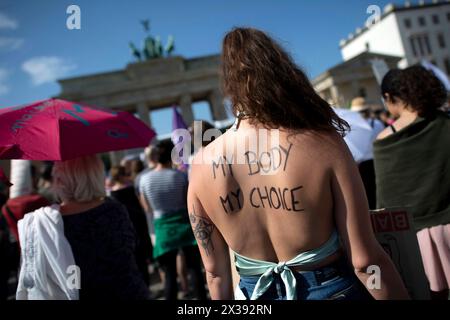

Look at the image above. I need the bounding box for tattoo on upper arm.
[189,205,215,256]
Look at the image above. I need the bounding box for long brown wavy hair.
[221,27,349,136]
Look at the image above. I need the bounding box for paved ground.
[148,265,210,300]
[7,266,209,300]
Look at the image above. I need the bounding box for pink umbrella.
[0,98,156,161]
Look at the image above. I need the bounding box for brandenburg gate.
[56,54,228,164]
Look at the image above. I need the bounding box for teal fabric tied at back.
[233,231,340,300]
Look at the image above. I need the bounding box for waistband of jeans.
[294,256,350,286]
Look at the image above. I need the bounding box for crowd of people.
[0,27,449,301]
[0,123,215,300]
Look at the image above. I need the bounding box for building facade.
[313,52,401,107]
[58,54,228,128]
[340,1,450,75]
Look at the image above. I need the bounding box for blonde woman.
[17,155,150,300]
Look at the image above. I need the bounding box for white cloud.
[22,56,76,86]
[0,69,10,95]
[0,37,24,51]
[0,12,18,30]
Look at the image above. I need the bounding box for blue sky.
[0,0,394,135]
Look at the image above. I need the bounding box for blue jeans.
[238,257,373,300]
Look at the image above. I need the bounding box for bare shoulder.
[376,126,393,140]
[190,133,228,186]
[192,131,229,166]
[190,148,207,180]
[291,130,352,163]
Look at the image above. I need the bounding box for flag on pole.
[370,58,390,85]
[172,106,187,132]
[171,106,189,169]
[370,58,391,108]
[421,60,450,92]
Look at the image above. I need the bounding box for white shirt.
[16,205,79,300]
[360,118,385,163]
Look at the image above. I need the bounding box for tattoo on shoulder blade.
[189,205,215,256]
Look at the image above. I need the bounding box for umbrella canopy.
[334,108,374,163]
[0,98,156,161]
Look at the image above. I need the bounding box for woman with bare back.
[188,28,409,300]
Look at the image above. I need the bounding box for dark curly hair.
[381,66,447,117]
[154,140,174,165]
[110,165,127,183]
[221,27,349,136]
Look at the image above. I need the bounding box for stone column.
[136,102,152,128]
[351,80,363,100]
[109,150,124,166]
[208,90,228,121]
[179,94,194,126]
[330,85,340,107]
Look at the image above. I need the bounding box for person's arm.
[139,192,150,214]
[139,190,157,247]
[187,177,233,299]
[138,177,154,219]
[331,136,409,300]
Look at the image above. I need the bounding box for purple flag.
[172,105,187,131]
[421,60,450,91]
[171,106,189,169]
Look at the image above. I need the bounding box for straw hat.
[350,97,369,112]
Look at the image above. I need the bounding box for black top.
[109,186,153,283]
[62,198,150,300]
[390,124,397,133]
[0,193,7,209]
